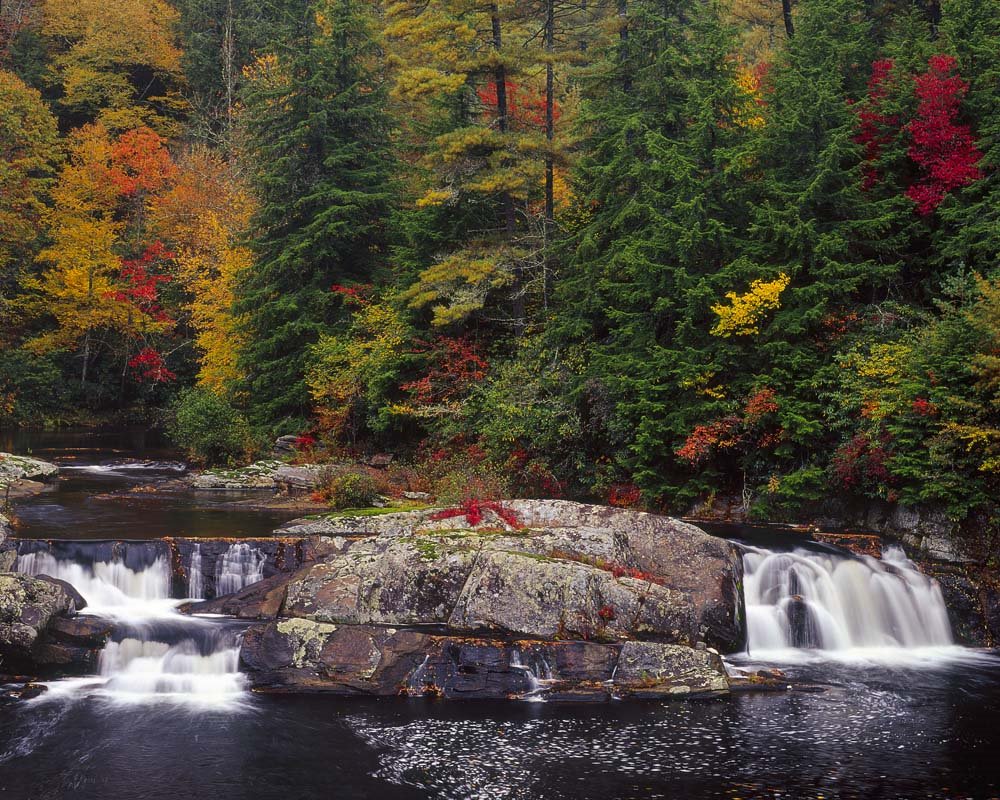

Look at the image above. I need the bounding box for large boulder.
[0,573,75,673]
[276,500,745,651]
[448,549,696,643]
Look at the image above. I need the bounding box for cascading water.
[188,544,203,599]
[215,543,266,595]
[15,547,246,705]
[742,544,953,654]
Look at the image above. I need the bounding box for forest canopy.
[1,0,998,528]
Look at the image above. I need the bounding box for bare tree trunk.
[543,0,555,308]
[618,0,630,93]
[222,0,236,154]
[491,2,523,328]
[781,0,794,38]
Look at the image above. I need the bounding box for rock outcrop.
[0,454,59,486]
[227,500,743,700]
[240,618,729,700]
[0,572,77,674]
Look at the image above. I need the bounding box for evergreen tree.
[938,0,999,273]
[553,0,751,503]
[235,0,395,430]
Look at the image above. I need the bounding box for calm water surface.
[1,429,999,799]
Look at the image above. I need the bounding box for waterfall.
[214,543,266,595]
[742,544,953,653]
[188,544,203,599]
[17,551,173,619]
[15,548,247,706]
[510,649,554,701]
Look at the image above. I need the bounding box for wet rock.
[18,682,47,700]
[0,573,74,672]
[185,570,294,619]
[612,642,729,698]
[34,576,86,612]
[241,620,728,701]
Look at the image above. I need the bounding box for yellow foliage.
[711,273,790,337]
[733,65,765,128]
[152,149,256,392]
[401,248,514,327]
[308,302,409,435]
[42,0,185,133]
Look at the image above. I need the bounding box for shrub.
[324,470,381,510]
[168,388,255,465]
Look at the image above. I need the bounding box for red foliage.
[110,242,174,323]
[128,347,176,383]
[430,498,524,529]
[477,80,561,130]
[506,448,564,498]
[855,59,899,190]
[608,483,642,508]
[294,434,317,449]
[403,337,489,407]
[109,127,177,197]
[675,418,739,465]
[744,388,780,421]
[831,431,895,490]
[597,605,616,622]
[911,397,939,417]
[330,283,371,306]
[906,54,983,214]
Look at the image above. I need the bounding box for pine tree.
[235,0,395,430]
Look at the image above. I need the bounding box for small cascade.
[17,551,172,618]
[16,547,248,706]
[214,543,266,595]
[98,634,244,700]
[743,543,953,653]
[510,649,554,701]
[188,544,203,599]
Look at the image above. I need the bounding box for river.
[2,430,999,799]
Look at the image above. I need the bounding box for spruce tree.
[554,0,751,503]
[236,0,395,430]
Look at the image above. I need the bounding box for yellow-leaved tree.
[26,124,176,383]
[0,69,62,335]
[41,0,186,133]
[152,148,255,394]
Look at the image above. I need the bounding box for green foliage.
[168,387,255,465]
[235,0,396,432]
[321,470,381,510]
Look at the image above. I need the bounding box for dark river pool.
[2,429,999,799]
